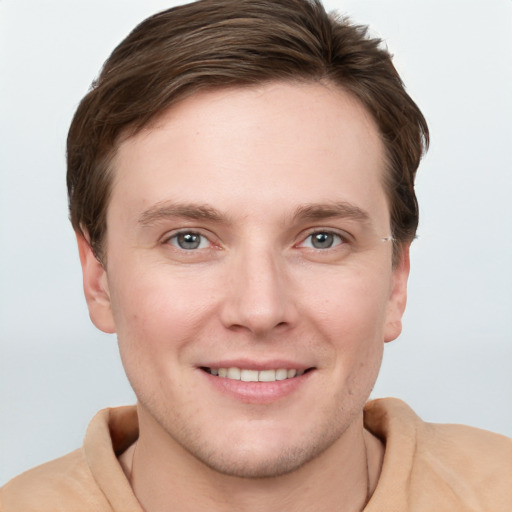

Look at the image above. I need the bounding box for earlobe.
[383,244,411,343]
[76,232,116,334]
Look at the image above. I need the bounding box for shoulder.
[365,397,512,464]
[0,406,139,512]
[421,416,512,464]
[416,418,512,497]
[0,448,112,512]
[365,398,512,511]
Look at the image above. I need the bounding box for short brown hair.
[67,0,428,262]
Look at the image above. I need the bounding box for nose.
[219,246,298,337]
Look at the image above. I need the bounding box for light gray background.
[1,0,511,485]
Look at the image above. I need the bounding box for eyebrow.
[138,200,371,227]
[292,202,371,224]
[138,201,227,226]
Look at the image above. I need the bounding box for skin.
[77,81,409,511]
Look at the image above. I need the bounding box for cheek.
[306,269,391,340]
[304,270,390,388]
[107,267,212,357]
[108,277,197,400]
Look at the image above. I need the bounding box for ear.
[76,232,116,334]
[383,244,410,343]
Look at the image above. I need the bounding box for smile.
[203,367,307,382]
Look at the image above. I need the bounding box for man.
[1,0,510,510]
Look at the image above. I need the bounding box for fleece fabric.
[2,398,511,511]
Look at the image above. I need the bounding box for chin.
[172,414,352,480]
[192,440,329,479]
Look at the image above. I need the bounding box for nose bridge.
[221,240,295,335]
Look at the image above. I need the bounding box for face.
[79,81,409,478]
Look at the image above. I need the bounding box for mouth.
[200,367,313,382]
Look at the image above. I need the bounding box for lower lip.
[200,369,313,404]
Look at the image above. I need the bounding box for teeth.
[241,369,259,382]
[227,367,241,380]
[275,368,288,380]
[207,367,306,382]
[258,369,276,382]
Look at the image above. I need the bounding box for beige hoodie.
[2,398,511,511]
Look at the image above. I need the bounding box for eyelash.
[162,229,350,252]
[164,231,212,251]
[296,230,348,250]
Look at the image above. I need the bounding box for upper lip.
[198,359,313,371]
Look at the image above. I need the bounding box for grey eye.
[171,232,206,250]
[300,231,343,249]
[311,232,336,249]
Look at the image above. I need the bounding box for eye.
[167,231,210,250]
[299,231,345,250]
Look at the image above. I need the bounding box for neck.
[120,409,384,512]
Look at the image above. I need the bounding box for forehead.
[109,81,388,229]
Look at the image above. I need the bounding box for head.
[67,0,428,265]
[69,0,428,479]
